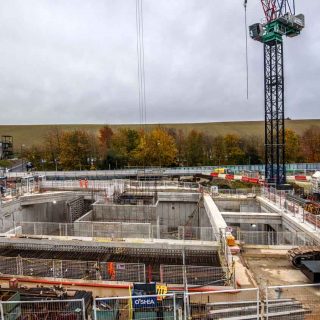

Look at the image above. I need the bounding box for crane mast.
[249,0,304,187]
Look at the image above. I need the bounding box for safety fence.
[39,179,198,192]
[0,256,146,282]
[126,180,199,190]
[6,162,320,178]
[94,293,177,320]
[14,221,152,239]
[159,265,228,286]
[0,299,86,320]
[40,179,126,196]
[12,221,319,247]
[0,284,319,319]
[92,284,320,319]
[187,288,259,319]
[151,225,218,241]
[261,186,320,232]
[237,230,320,246]
[265,283,320,319]
[11,221,219,242]
[0,256,229,286]
[214,188,260,196]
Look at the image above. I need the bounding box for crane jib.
[260,0,296,23]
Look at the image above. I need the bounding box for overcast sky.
[0,0,318,124]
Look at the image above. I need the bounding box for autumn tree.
[185,130,205,166]
[301,126,320,162]
[242,135,264,165]
[167,129,186,166]
[108,128,140,168]
[203,134,214,165]
[212,135,226,166]
[59,130,93,170]
[285,129,302,163]
[133,128,177,166]
[98,125,114,165]
[43,127,62,168]
[224,134,246,165]
[23,145,46,170]
[87,132,100,169]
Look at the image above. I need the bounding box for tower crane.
[248,1,305,187]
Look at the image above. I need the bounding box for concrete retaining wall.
[19,201,67,223]
[203,194,227,234]
[0,200,21,233]
[89,203,157,223]
[214,199,261,212]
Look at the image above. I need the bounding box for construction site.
[0,169,318,318]
[0,0,319,319]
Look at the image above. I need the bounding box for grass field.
[0,119,319,152]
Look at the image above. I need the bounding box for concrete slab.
[0,235,220,251]
[20,191,76,206]
[222,212,282,225]
[244,256,310,286]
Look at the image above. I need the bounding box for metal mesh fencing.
[99,262,146,282]
[187,288,260,320]
[40,179,125,193]
[160,265,228,286]
[0,256,18,275]
[151,225,180,240]
[177,226,218,241]
[216,188,259,196]
[0,256,145,282]
[94,294,177,320]
[22,257,55,278]
[0,299,85,320]
[91,222,151,239]
[150,225,218,241]
[16,221,152,239]
[40,179,198,192]
[238,231,318,246]
[15,221,218,242]
[265,284,320,319]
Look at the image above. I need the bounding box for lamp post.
[54,159,58,172]
[157,141,161,167]
[20,144,25,171]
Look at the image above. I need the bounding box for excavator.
[288,247,320,269]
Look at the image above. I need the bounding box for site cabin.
[312,171,320,195]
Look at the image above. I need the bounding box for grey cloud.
[0,0,318,124]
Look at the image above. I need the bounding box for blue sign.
[132,296,157,308]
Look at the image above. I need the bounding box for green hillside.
[0,119,319,153]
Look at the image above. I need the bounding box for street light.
[54,159,59,172]
[20,144,25,172]
[157,141,161,167]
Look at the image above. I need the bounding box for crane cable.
[136,0,147,127]
[244,0,249,100]
[136,0,142,126]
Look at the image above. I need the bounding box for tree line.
[23,125,320,170]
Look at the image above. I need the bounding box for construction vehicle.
[288,247,320,269]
